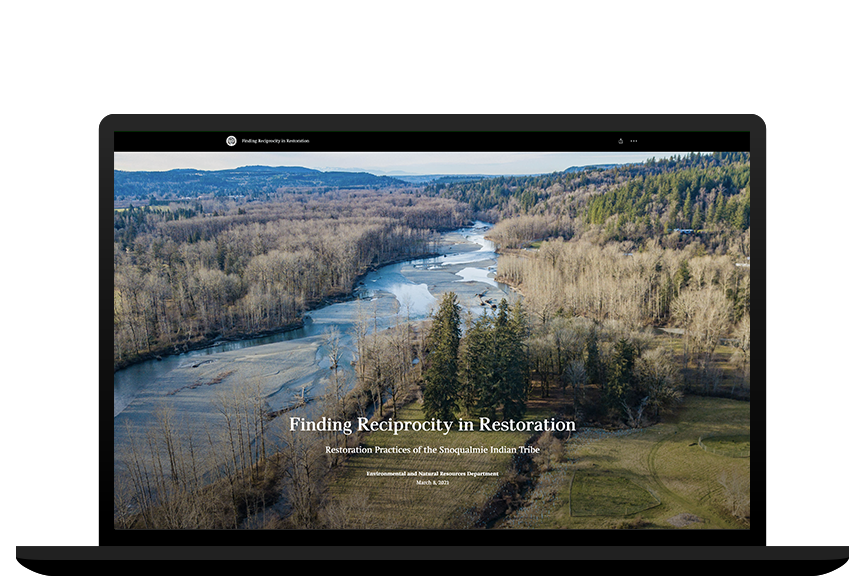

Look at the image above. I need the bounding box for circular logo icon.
[226,135,237,147]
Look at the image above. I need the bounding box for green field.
[700,434,751,457]
[504,396,751,529]
[322,396,750,530]
[569,471,660,517]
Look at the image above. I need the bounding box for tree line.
[526,315,683,425]
[113,192,471,370]
[495,231,750,401]
[418,290,691,428]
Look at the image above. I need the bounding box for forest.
[414,150,751,418]
[423,152,750,239]
[113,190,471,370]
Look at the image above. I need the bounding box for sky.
[113,151,691,175]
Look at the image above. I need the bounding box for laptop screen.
[105,115,761,551]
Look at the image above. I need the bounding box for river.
[113,221,510,474]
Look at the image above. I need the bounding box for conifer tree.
[605,338,638,413]
[497,299,530,420]
[460,314,495,418]
[422,292,461,421]
[459,299,530,420]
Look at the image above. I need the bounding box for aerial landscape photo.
[112,150,751,531]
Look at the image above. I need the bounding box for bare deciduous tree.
[322,491,373,529]
[636,348,682,418]
[534,431,565,472]
[564,358,587,420]
[718,469,750,523]
[279,420,325,529]
[732,313,751,394]
[673,285,733,390]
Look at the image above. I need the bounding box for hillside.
[423,152,750,240]
[114,165,409,199]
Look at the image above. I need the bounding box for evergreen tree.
[585,328,603,387]
[459,313,493,417]
[459,299,530,420]
[674,260,691,295]
[422,292,461,421]
[692,204,703,230]
[733,194,749,230]
[605,338,638,413]
[713,192,726,224]
[682,190,693,224]
[498,299,530,420]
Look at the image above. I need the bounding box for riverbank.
[112,321,308,374]
[111,241,454,374]
[113,222,507,481]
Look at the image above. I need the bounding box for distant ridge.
[228,165,320,174]
[113,166,407,198]
[563,163,620,173]
[114,165,322,175]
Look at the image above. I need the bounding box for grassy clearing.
[502,396,751,529]
[700,434,750,457]
[569,471,660,517]
[325,402,534,529]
